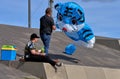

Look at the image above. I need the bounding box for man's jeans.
[40,33,51,54]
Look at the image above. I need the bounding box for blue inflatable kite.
[55,2,95,54]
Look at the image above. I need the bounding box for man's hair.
[45,8,52,15]
[30,33,39,40]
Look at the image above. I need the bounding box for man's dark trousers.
[40,33,51,54]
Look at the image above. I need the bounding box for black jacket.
[40,15,54,35]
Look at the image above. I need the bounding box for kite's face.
[55,2,85,32]
[55,2,95,48]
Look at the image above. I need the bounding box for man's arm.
[31,49,40,55]
[31,49,45,56]
[51,17,56,30]
[52,25,56,30]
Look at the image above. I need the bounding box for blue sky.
[0,0,120,38]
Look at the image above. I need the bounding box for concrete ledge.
[15,62,46,78]
[1,61,120,79]
[65,65,87,79]
[84,66,106,79]
[65,65,120,79]
[103,68,120,79]
[65,65,107,79]
[43,63,68,79]
[0,61,46,78]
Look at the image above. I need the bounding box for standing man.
[40,8,56,55]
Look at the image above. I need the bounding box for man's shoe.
[53,66,57,72]
[19,56,25,62]
[56,62,63,67]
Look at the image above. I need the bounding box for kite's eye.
[58,14,63,21]
[72,19,77,25]
[55,4,59,9]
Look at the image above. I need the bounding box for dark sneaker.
[53,66,57,72]
[19,56,25,62]
[56,62,63,67]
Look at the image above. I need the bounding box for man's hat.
[30,33,40,40]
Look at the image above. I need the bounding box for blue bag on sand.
[1,45,17,61]
[65,44,76,55]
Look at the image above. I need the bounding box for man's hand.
[40,53,46,56]
[31,49,46,56]
[52,25,56,30]
[38,50,41,53]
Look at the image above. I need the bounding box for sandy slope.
[0,24,120,68]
